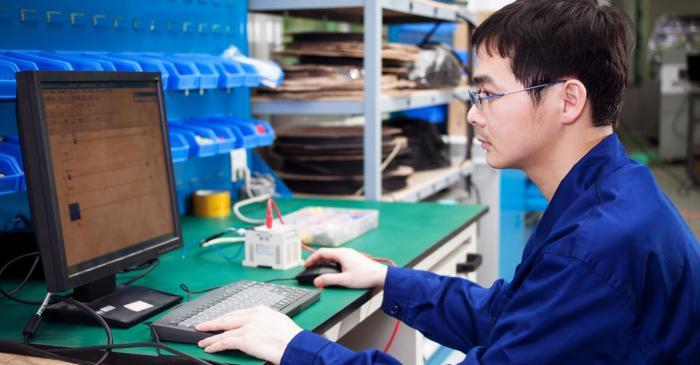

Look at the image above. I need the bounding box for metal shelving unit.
[249,0,475,201]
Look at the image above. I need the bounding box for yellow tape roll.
[192,190,231,218]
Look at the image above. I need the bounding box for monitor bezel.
[16,71,183,293]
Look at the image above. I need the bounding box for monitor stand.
[44,274,182,328]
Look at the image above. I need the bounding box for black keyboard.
[150,280,320,343]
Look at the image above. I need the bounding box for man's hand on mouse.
[305,248,388,289]
[196,305,302,364]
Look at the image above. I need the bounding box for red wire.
[270,199,285,225]
[271,198,401,353]
[384,319,401,353]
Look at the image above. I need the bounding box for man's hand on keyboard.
[196,305,302,365]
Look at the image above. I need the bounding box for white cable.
[355,141,404,196]
[232,193,271,224]
[201,237,246,248]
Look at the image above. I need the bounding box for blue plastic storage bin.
[199,116,274,148]
[0,59,21,100]
[168,131,190,163]
[227,117,274,147]
[183,54,245,89]
[2,51,73,70]
[81,52,143,71]
[188,117,245,149]
[56,52,118,71]
[389,23,457,45]
[403,105,447,124]
[172,55,219,89]
[237,61,261,87]
[137,53,201,90]
[0,55,41,99]
[167,122,219,157]
[204,116,258,148]
[171,120,236,154]
[114,53,171,90]
[0,152,23,195]
[40,52,106,71]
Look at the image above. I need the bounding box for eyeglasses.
[468,80,566,110]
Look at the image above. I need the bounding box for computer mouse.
[296,262,342,286]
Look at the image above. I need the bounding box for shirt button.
[390,304,400,316]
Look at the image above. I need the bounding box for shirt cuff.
[280,330,338,365]
[381,266,417,321]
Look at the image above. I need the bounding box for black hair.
[472,0,633,127]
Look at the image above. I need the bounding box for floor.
[649,162,700,239]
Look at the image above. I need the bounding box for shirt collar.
[525,133,630,256]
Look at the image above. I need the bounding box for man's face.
[467,49,560,170]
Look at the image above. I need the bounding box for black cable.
[145,322,164,357]
[671,97,689,140]
[51,342,215,365]
[0,252,42,305]
[263,278,297,283]
[121,259,159,286]
[419,22,443,47]
[40,296,112,365]
[121,258,157,273]
[179,283,221,302]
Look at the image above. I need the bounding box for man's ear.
[560,79,587,125]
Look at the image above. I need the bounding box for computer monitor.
[15,71,182,327]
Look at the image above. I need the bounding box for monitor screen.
[16,72,182,294]
[41,80,176,274]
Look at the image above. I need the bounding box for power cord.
[17,292,215,365]
[0,252,42,305]
[354,139,405,196]
[121,259,160,286]
[233,193,271,224]
[179,283,222,302]
[22,293,112,365]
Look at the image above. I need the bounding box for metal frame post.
[363,0,382,200]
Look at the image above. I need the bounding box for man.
[196,0,700,363]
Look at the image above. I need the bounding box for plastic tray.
[170,120,236,154]
[168,131,190,163]
[167,122,218,157]
[81,52,143,71]
[40,52,106,71]
[237,61,261,87]
[171,55,219,89]
[2,51,73,70]
[222,116,275,147]
[112,53,171,89]
[138,53,201,90]
[0,152,23,195]
[188,117,245,149]
[183,54,245,89]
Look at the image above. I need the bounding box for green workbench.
[0,198,487,364]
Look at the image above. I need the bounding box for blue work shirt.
[281,133,700,364]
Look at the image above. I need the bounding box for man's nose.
[467,103,485,128]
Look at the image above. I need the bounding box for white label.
[124,300,154,312]
[97,305,115,315]
[255,243,275,257]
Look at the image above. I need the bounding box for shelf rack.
[249,0,475,200]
